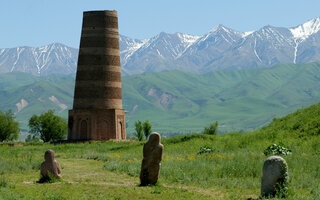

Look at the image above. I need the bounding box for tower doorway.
[80,120,87,140]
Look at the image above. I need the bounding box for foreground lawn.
[1,102,320,199]
[0,131,319,199]
[1,157,214,200]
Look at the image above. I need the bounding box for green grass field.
[1,103,319,199]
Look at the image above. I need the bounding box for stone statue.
[40,149,62,179]
[261,156,288,197]
[140,132,164,186]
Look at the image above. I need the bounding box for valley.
[0,62,319,137]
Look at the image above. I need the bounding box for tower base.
[68,109,126,141]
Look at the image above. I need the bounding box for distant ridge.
[0,17,320,76]
[0,43,77,76]
[0,62,319,135]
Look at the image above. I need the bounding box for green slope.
[0,62,320,136]
[1,102,319,199]
[256,102,320,137]
[123,62,320,134]
[0,73,75,132]
[0,72,38,91]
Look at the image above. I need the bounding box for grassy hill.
[0,62,320,136]
[123,62,320,134]
[0,102,319,199]
[0,72,74,133]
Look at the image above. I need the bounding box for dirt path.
[21,158,257,199]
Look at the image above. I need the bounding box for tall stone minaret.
[68,10,126,141]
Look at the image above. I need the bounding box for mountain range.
[0,17,320,76]
[1,62,319,136]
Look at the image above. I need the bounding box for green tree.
[0,110,20,142]
[134,120,143,141]
[25,134,40,143]
[203,121,219,135]
[28,110,67,142]
[142,120,152,139]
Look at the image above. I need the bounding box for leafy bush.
[203,121,218,135]
[275,173,289,198]
[25,134,40,143]
[28,110,67,142]
[0,109,20,142]
[134,120,143,141]
[264,143,292,156]
[197,145,214,155]
[142,120,152,139]
[164,133,215,144]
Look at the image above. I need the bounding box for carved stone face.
[148,132,160,146]
[44,149,55,162]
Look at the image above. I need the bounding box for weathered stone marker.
[40,149,62,179]
[140,132,164,186]
[261,156,288,197]
[68,10,126,141]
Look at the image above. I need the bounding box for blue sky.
[1,0,320,48]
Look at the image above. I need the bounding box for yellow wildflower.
[177,157,185,161]
[109,153,121,158]
[187,155,195,160]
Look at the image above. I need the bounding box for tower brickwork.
[68,10,126,141]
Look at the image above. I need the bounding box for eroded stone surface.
[261,156,288,197]
[140,132,164,186]
[40,149,62,179]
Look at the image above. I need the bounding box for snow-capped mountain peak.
[0,43,78,75]
[290,17,320,40]
[119,35,148,65]
[123,32,200,60]
[242,31,254,37]
[2,17,320,76]
[197,24,244,46]
[174,33,200,58]
[176,33,200,45]
[208,24,228,33]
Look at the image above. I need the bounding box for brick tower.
[68,10,126,141]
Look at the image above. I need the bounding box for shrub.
[28,110,67,142]
[197,145,214,155]
[25,134,40,142]
[0,109,20,142]
[164,134,215,144]
[203,121,219,135]
[142,120,152,139]
[264,143,292,156]
[134,120,143,141]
